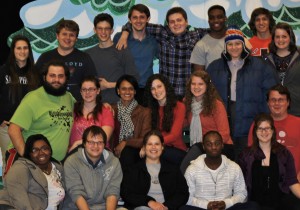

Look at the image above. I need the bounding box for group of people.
[0,2,299,210]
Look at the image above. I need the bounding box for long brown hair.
[7,35,39,104]
[144,74,177,132]
[185,70,222,117]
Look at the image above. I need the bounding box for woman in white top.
[0,134,65,210]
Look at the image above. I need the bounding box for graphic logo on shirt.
[5,75,28,84]
[103,166,114,181]
[49,105,73,132]
[277,128,298,148]
[64,61,83,77]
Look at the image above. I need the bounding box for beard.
[43,80,67,96]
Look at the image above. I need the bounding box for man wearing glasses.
[87,13,139,104]
[248,84,300,181]
[63,125,122,210]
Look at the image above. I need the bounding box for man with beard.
[6,60,74,174]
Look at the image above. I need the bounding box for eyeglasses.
[269,98,287,104]
[257,127,272,133]
[31,146,51,154]
[86,140,104,146]
[81,88,97,93]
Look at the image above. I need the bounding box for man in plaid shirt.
[117,7,208,99]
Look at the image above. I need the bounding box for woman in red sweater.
[142,74,187,165]
[181,70,233,173]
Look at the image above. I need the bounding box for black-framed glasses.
[268,98,287,104]
[86,140,104,146]
[31,146,51,154]
[257,127,272,133]
[80,88,97,93]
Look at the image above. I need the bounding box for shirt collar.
[83,149,105,169]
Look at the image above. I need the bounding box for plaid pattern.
[148,24,208,96]
[123,22,208,96]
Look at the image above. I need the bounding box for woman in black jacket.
[121,130,189,210]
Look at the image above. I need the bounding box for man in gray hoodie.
[63,125,123,210]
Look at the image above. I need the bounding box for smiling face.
[84,132,105,163]
[190,75,207,101]
[14,40,29,67]
[256,121,274,145]
[268,90,289,119]
[80,81,100,104]
[145,134,163,162]
[208,8,227,32]
[30,140,51,168]
[151,79,167,105]
[94,21,114,43]
[167,13,188,36]
[274,28,291,52]
[226,40,243,59]
[129,10,149,32]
[118,80,136,106]
[56,28,77,52]
[254,14,270,35]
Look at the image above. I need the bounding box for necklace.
[41,163,52,175]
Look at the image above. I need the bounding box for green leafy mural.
[8,4,300,57]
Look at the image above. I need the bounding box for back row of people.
[0,3,299,209]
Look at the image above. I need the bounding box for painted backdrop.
[7,0,300,63]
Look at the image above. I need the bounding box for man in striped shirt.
[182,131,258,210]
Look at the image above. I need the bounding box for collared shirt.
[114,32,158,88]
[123,23,208,97]
[228,59,244,101]
[84,149,105,169]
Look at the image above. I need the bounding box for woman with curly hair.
[143,74,187,165]
[69,76,114,152]
[184,70,232,145]
[180,70,233,173]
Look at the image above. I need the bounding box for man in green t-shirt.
[7,60,75,168]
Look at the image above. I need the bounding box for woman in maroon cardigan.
[238,113,300,210]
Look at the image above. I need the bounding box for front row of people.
[0,117,299,209]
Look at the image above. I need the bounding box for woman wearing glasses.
[69,76,114,152]
[0,134,65,209]
[238,113,300,210]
